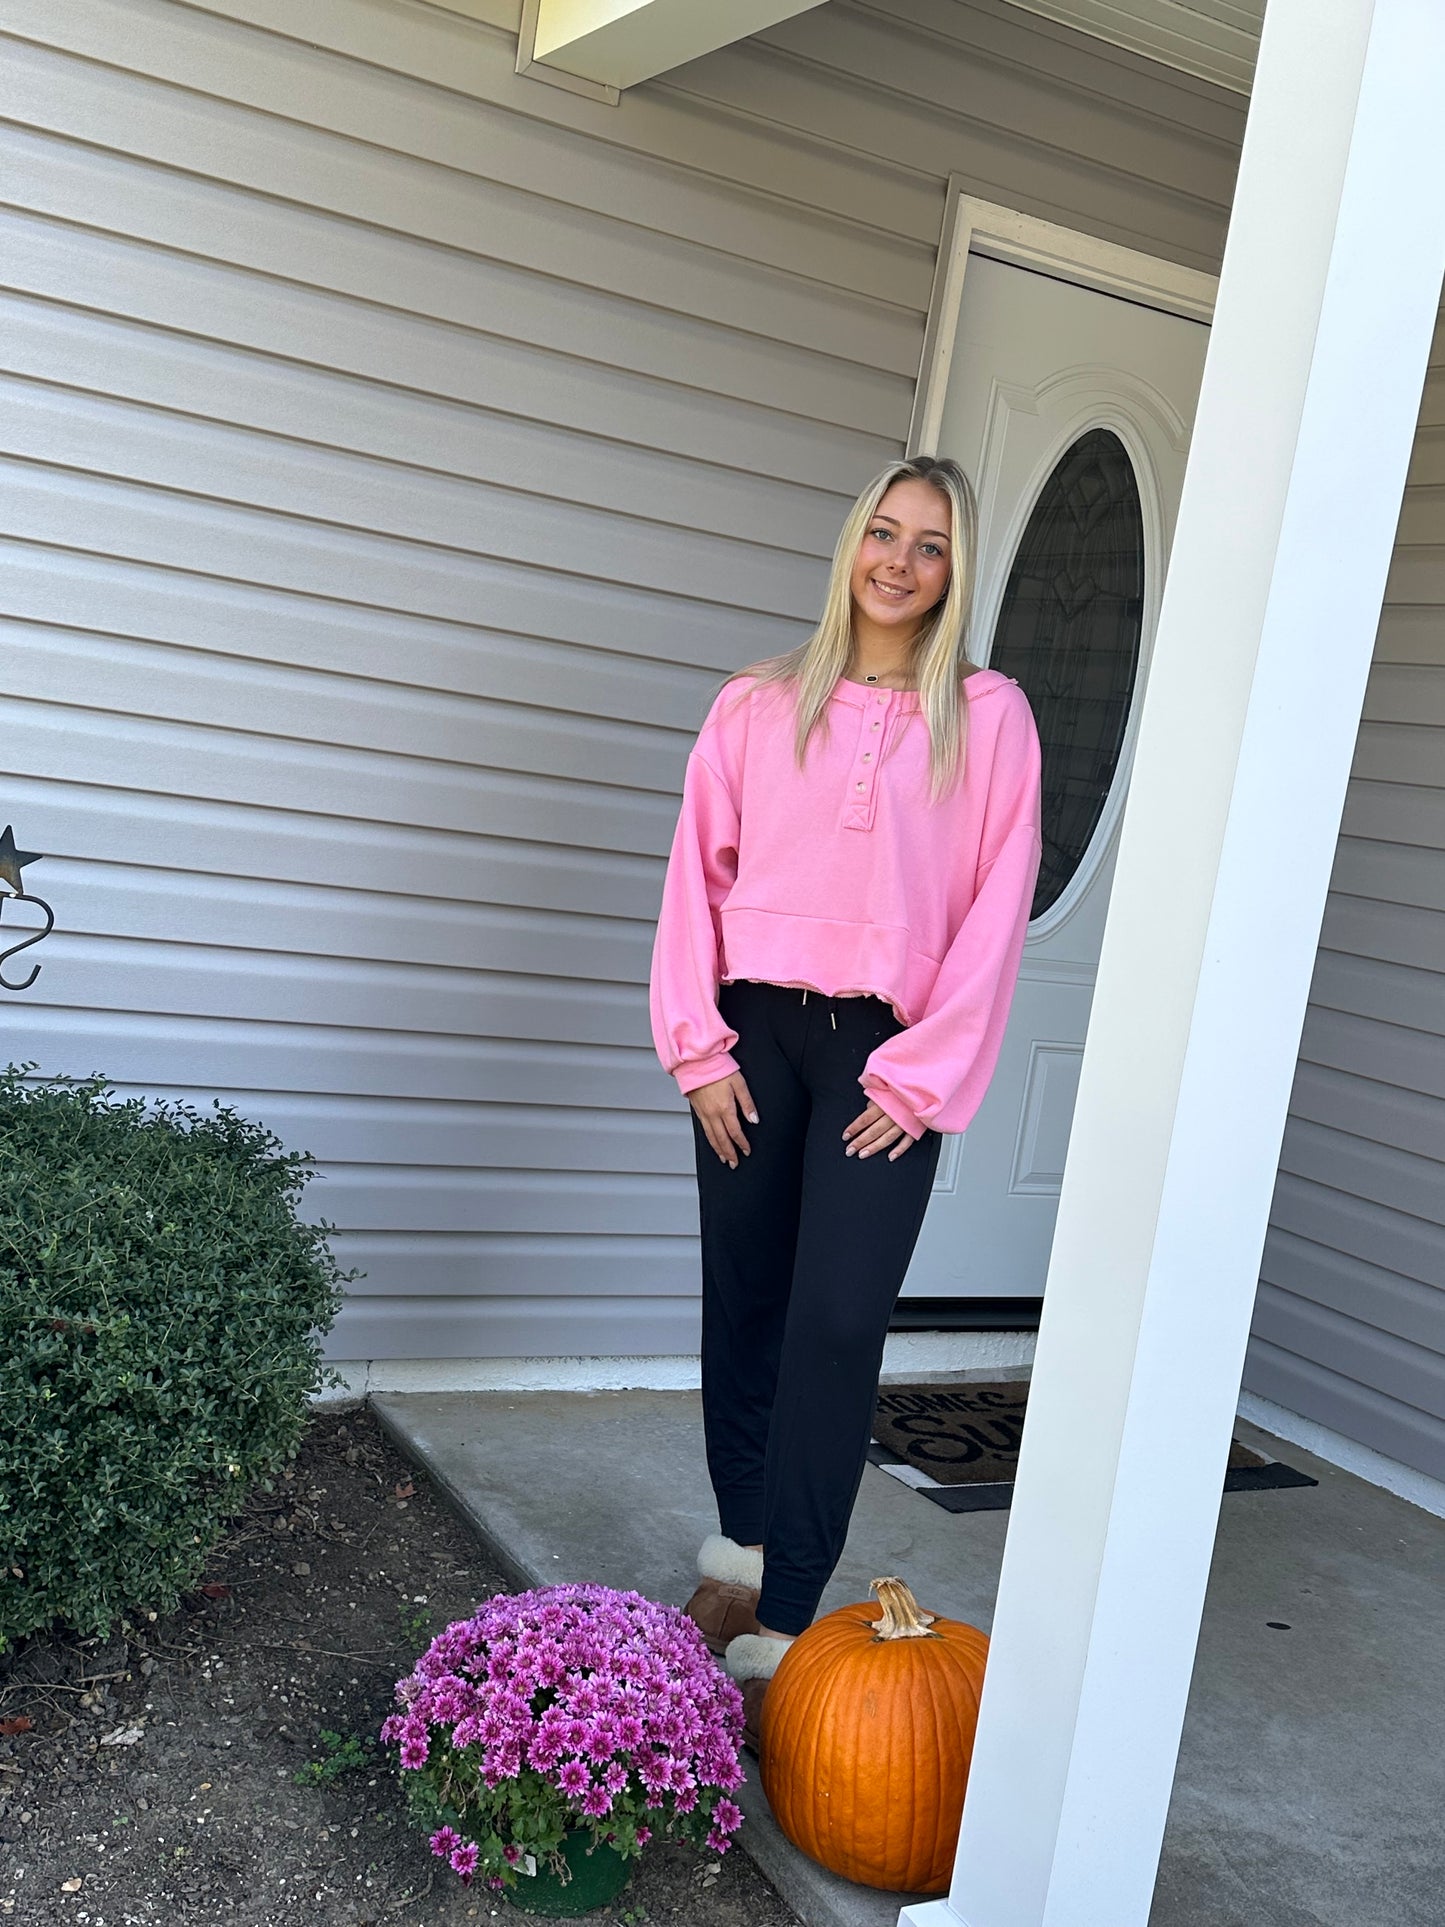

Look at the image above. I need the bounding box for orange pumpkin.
[759,1576,989,1894]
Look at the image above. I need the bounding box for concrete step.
[371,1386,1445,1927]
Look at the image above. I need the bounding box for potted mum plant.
[382,1581,747,1916]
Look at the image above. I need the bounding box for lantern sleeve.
[649,736,744,1098]
[858,693,1043,1138]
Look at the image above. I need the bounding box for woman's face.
[848,478,953,639]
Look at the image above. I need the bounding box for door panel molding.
[1009,1042,1083,1195]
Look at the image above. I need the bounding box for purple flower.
[384,1582,745,1891]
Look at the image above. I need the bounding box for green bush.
[0,1065,352,1650]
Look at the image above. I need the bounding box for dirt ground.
[0,1406,799,1927]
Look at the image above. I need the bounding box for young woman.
[648,454,1043,1741]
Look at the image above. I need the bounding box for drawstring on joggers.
[797,994,843,1025]
[800,986,836,1028]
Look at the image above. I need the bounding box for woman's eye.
[922,542,944,558]
[869,526,891,541]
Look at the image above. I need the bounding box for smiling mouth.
[870,578,912,601]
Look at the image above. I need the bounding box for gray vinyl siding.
[0,0,1245,1360]
[5,1,1437,1480]
[1243,305,1445,1483]
[24,0,1436,1409]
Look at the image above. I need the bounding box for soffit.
[997,0,1263,93]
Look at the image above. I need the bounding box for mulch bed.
[0,1406,799,1927]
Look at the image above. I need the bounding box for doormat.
[868,1380,1318,1514]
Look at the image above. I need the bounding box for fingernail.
[747,1112,759,1124]
[845,1146,855,1157]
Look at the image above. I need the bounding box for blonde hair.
[720,455,981,801]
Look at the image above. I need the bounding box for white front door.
[901,249,1210,1302]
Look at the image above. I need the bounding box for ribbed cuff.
[861,1079,927,1141]
[674,1052,740,1096]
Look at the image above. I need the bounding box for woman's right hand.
[688,1072,760,1170]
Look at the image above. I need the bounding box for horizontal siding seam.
[0,608,713,735]
[1307,952,1445,1011]
[0,559,781,686]
[38,0,940,250]
[0,359,850,565]
[1244,1337,1445,1447]
[3,451,829,622]
[664,31,1233,226]
[0,28,933,319]
[822,0,1247,154]
[843,0,1253,120]
[0,694,692,815]
[1272,1167,1445,1243]
[0,223,901,481]
[1,206,911,442]
[2,115,926,380]
[1256,1278,1445,1365]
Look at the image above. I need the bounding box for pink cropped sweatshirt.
[648,667,1044,1139]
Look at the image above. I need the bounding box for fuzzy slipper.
[724,1631,794,1754]
[683,1536,764,1656]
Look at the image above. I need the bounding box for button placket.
[842,689,888,830]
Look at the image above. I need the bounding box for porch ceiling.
[997,0,1264,93]
[508,0,1263,95]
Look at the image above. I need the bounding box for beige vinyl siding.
[1244,302,1445,1483]
[4,0,1244,1360]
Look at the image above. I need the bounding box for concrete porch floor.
[372,1387,1445,1927]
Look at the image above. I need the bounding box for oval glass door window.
[988,426,1145,919]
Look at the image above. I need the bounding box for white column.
[901,3,1445,1924]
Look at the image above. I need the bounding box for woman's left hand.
[842,1101,918,1162]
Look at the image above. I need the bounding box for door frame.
[907,185,1223,950]
[893,190,1221,1322]
[908,183,1219,459]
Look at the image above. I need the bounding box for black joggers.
[691,977,943,1637]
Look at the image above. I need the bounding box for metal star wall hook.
[0,824,41,896]
[0,825,51,992]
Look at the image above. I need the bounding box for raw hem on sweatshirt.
[718,907,937,1028]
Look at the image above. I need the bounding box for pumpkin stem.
[869,1576,939,1640]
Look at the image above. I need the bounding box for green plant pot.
[505,1831,633,1917]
